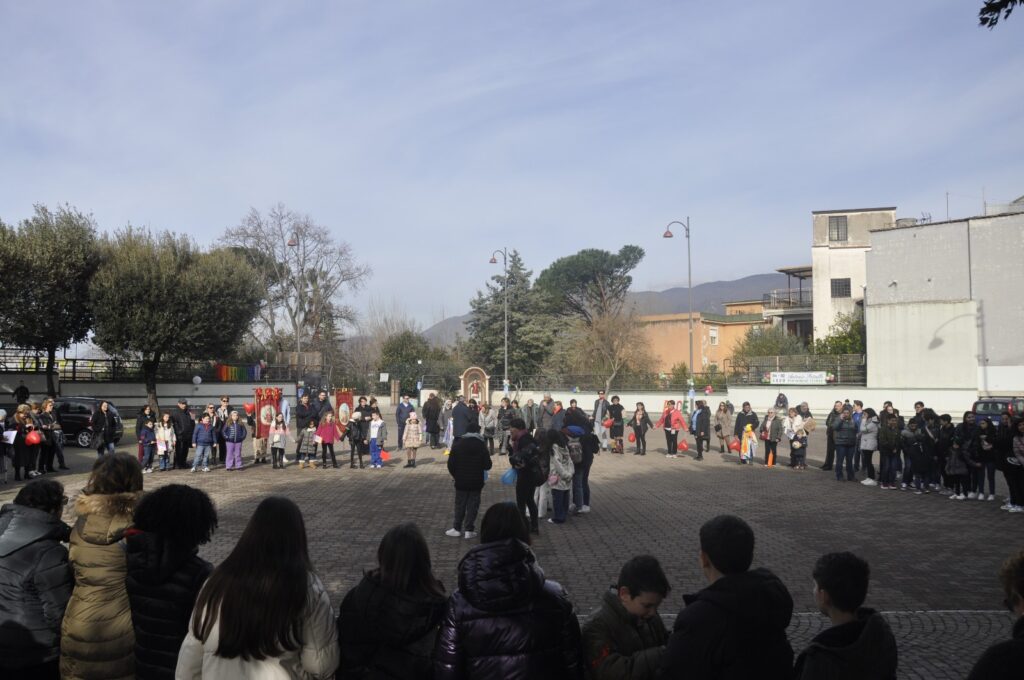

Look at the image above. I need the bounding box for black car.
[54,397,125,448]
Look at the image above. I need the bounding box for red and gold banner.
[335,389,353,412]
[254,387,282,439]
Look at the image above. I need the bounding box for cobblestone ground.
[2,432,1019,679]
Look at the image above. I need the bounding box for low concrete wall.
[59,382,298,411]
[725,386,978,418]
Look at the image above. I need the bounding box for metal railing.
[762,289,812,310]
[514,372,729,393]
[724,354,866,386]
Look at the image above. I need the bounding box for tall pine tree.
[466,250,556,382]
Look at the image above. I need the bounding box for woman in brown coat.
[60,453,143,680]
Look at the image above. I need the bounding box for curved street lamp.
[490,248,509,392]
[663,218,694,403]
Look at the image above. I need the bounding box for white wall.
[812,246,867,338]
[726,385,977,418]
[866,300,977,389]
[59,382,298,410]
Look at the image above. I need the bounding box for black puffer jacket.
[660,568,793,680]
[434,539,583,679]
[446,434,492,491]
[125,529,212,680]
[337,571,447,679]
[0,503,73,670]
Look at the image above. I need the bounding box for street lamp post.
[663,219,694,408]
[489,248,509,392]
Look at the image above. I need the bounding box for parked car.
[54,397,125,447]
[972,397,1024,424]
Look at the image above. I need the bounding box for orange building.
[639,300,769,373]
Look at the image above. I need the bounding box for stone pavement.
[2,433,1019,680]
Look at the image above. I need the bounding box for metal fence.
[724,354,866,386]
[514,372,729,393]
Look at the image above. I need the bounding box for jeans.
[159,450,170,471]
[142,444,155,469]
[860,449,876,479]
[453,489,481,532]
[835,445,856,480]
[551,488,570,523]
[225,441,243,469]
[880,451,899,486]
[516,479,538,530]
[664,430,678,454]
[193,444,211,469]
[572,457,592,508]
[370,438,382,466]
[96,441,115,457]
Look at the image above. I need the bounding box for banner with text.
[770,371,827,385]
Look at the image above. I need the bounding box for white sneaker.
[987,494,996,501]
[978,494,987,501]
[445,528,461,538]
[967,492,976,499]
[957,494,967,500]
[860,478,877,486]
[203,467,210,473]
[464,531,477,540]
[1002,503,1013,510]
[190,467,197,473]
[580,505,591,513]
[142,468,150,474]
[1009,506,1024,513]
[568,504,577,513]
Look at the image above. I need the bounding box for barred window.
[830,278,851,298]
[828,215,848,241]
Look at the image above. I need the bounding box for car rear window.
[975,401,1008,414]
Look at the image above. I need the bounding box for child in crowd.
[902,421,930,494]
[139,418,157,474]
[269,412,288,469]
[878,415,902,490]
[222,410,247,471]
[315,412,342,469]
[402,411,423,468]
[548,429,575,524]
[740,423,758,465]
[155,412,176,472]
[368,411,388,469]
[608,396,625,454]
[126,484,217,680]
[191,414,216,473]
[296,419,319,469]
[627,402,654,456]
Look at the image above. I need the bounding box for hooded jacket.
[582,587,668,680]
[446,434,492,491]
[337,571,447,679]
[967,615,1024,680]
[125,530,213,680]
[60,491,140,680]
[793,608,897,680]
[0,503,73,670]
[434,539,583,679]
[659,568,794,680]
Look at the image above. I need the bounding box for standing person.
[573,426,598,514]
[479,403,497,455]
[313,389,334,423]
[0,478,73,680]
[126,485,217,680]
[783,407,803,469]
[439,398,454,452]
[154,413,176,473]
[434,502,584,679]
[367,411,388,470]
[139,419,157,474]
[551,400,566,432]
[221,410,248,472]
[593,390,611,452]
[967,549,1024,679]
[190,414,216,474]
[793,552,898,679]
[523,398,538,433]
[295,393,316,460]
[401,411,423,468]
[509,418,542,534]
[952,411,978,497]
[973,417,999,501]
[858,408,880,485]
[713,402,734,454]
[39,398,66,472]
[12,404,41,480]
[199,404,219,465]
[656,400,680,458]
[337,523,447,679]
[214,397,231,467]
[396,395,415,457]
[315,412,342,469]
[349,397,372,468]
[760,409,782,467]
[444,423,491,540]
[175,497,339,679]
[538,393,556,431]
[268,413,289,470]
[877,414,902,490]
[422,393,442,449]
[169,400,194,470]
[607,396,625,454]
[739,424,758,466]
[1004,418,1024,513]
[61,454,143,680]
[582,555,670,680]
[733,402,759,454]
[693,401,711,461]
[564,399,589,430]
[936,414,956,494]
[945,419,972,500]
[296,419,319,469]
[135,404,155,464]
[628,402,654,455]
[90,401,117,458]
[822,401,844,471]
[497,398,515,455]
[830,409,858,482]
[660,515,794,680]
[452,396,475,440]
[547,429,574,525]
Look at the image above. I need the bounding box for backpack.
[566,436,583,464]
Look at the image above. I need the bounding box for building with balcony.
[762,265,813,341]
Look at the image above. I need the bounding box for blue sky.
[1,1,1021,328]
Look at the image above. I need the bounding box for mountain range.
[422,272,788,345]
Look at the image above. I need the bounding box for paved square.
[2,434,1017,679]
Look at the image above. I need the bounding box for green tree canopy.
[90,228,261,409]
[535,245,644,323]
[466,250,558,382]
[812,312,865,355]
[0,205,101,395]
[732,325,807,363]
[980,0,1019,27]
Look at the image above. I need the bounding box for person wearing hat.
[401,411,423,468]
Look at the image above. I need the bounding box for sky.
[1,1,1022,329]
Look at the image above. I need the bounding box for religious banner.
[335,389,354,412]
[254,387,282,439]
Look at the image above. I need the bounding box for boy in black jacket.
[445,422,492,540]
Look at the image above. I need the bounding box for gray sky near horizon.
[1,1,1021,329]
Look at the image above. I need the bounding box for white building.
[810,207,897,340]
[865,211,1024,394]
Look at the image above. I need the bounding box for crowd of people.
[1,457,1020,679]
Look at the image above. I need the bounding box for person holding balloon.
[656,400,687,459]
[606,396,625,454]
[626,402,654,455]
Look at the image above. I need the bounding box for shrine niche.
[460,367,490,404]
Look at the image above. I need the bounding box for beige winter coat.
[60,491,140,680]
[402,420,424,449]
[175,573,339,679]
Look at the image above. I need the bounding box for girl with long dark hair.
[176,497,338,678]
[337,523,446,678]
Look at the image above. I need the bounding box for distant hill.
[422,272,789,346]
